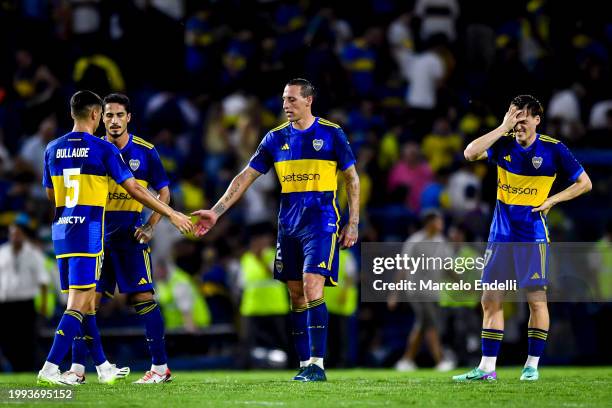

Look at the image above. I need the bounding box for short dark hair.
[70,90,102,119]
[103,93,131,114]
[286,78,316,99]
[511,94,543,117]
[421,208,443,225]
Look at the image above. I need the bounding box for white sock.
[41,361,59,374]
[524,355,540,369]
[96,360,111,373]
[152,364,168,373]
[478,356,496,373]
[300,360,310,368]
[70,363,85,376]
[310,357,324,370]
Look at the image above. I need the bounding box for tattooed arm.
[338,164,360,248]
[192,166,262,236]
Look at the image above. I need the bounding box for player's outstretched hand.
[339,222,358,249]
[134,223,154,244]
[169,211,194,235]
[501,105,525,133]
[191,209,219,237]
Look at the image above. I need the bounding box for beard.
[108,128,126,138]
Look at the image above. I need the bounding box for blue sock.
[527,328,548,357]
[83,313,107,365]
[306,298,328,360]
[72,312,107,366]
[47,310,83,365]
[133,300,167,365]
[290,306,310,363]
[481,328,504,357]
[72,333,88,367]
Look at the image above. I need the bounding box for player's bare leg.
[288,280,310,380]
[522,290,549,380]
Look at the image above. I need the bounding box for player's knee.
[303,273,324,302]
[481,300,503,315]
[528,301,547,314]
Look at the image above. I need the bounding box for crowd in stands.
[1,0,611,370]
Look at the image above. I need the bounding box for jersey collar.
[104,133,133,152]
[514,132,539,152]
[290,117,318,134]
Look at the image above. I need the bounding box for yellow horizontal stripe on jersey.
[274,159,337,193]
[497,166,556,206]
[349,58,375,71]
[51,174,108,207]
[56,249,104,259]
[105,178,148,212]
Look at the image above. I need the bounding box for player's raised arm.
[464,105,525,161]
[192,166,262,237]
[121,178,193,234]
[339,164,360,248]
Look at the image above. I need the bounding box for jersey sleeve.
[104,143,133,184]
[334,128,356,171]
[248,133,274,174]
[486,134,510,164]
[42,148,53,188]
[556,142,584,182]
[148,147,170,191]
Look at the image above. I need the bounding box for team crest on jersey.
[532,156,543,169]
[313,139,324,151]
[129,159,140,171]
[275,260,283,273]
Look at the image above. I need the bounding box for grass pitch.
[0,367,611,407]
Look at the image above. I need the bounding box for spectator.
[341,27,384,97]
[18,114,57,179]
[421,116,463,172]
[388,11,416,82]
[154,255,211,333]
[238,223,290,368]
[391,209,455,372]
[0,214,50,371]
[414,0,460,42]
[388,142,433,212]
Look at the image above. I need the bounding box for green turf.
[0,367,611,407]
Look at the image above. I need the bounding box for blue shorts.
[97,246,154,298]
[57,254,103,293]
[482,242,549,289]
[274,229,339,286]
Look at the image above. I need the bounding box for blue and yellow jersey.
[486,133,584,242]
[42,132,133,258]
[103,134,170,247]
[249,118,356,236]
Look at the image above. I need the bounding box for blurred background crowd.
[0,0,611,372]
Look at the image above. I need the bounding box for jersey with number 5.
[43,132,133,258]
